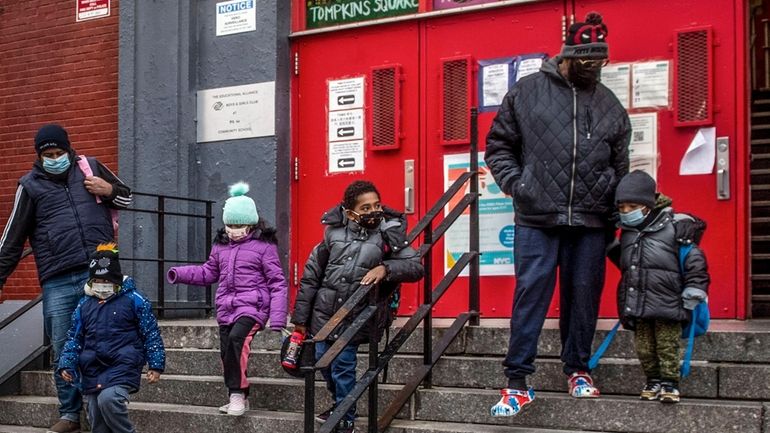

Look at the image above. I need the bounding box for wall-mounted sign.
[433,0,501,10]
[328,109,364,142]
[328,77,364,111]
[76,0,110,22]
[196,81,276,143]
[306,0,419,29]
[216,0,257,36]
[329,140,365,173]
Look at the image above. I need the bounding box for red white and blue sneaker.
[490,387,535,417]
[568,371,600,398]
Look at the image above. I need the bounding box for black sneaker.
[315,406,334,424]
[336,420,355,433]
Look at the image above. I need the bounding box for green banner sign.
[306,0,419,29]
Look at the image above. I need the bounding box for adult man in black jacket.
[0,124,131,433]
[485,13,631,416]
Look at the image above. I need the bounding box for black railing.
[0,248,51,390]
[303,108,482,433]
[121,192,216,319]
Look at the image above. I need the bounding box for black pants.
[219,316,260,396]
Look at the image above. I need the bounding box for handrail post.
[204,201,213,316]
[368,284,379,433]
[423,223,433,388]
[469,107,480,326]
[304,365,315,433]
[157,196,165,320]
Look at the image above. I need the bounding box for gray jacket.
[484,56,631,228]
[292,206,423,343]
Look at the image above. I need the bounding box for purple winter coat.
[167,230,288,328]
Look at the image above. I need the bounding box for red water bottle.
[281,330,305,369]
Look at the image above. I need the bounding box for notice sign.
[444,153,515,277]
[602,64,631,109]
[328,109,364,142]
[329,77,364,111]
[76,0,109,21]
[307,0,419,29]
[629,113,658,180]
[329,140,364,173]
[197,81,276,143]
[216,0,256,36]
[632,61,670,108]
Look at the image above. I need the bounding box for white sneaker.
[226,392,247,416]
[218,400,251,413]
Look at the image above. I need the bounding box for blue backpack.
[589,242,709,378]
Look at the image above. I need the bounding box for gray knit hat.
[615,170,657,209]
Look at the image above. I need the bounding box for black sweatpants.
[219,316,260,396]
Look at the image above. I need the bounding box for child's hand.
[361,265,387,286]
[146,370,161,384]
[60,370,74,383]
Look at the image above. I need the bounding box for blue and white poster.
[443,152,515,276]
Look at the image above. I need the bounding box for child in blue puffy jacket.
[58,243,165,433]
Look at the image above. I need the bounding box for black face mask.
[569,61,602,89]
[353,210,384,230]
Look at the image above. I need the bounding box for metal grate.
[370,66,400,149]
[441,58,471,144]
[675,28,713,126]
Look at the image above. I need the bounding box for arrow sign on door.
[337,94,356,105]
[337,158,356,168]
[337,127,355,138]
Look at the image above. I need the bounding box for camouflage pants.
[634,319,682,381]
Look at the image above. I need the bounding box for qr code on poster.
[633,131,645,142]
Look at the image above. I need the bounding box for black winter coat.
[484,57,631,228]
[617,209,709,329]
[292,206,423,344]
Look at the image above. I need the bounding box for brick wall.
[0,1,119,299]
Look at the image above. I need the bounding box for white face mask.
[91,283,116,300]
[225,226,250,241]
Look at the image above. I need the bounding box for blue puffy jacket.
[58,277,165,394]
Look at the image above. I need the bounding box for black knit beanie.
[34,124,71,155]
[615,170,657,209]
[89,243,124,286]
[561,12,609,59]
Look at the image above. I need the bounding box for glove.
[682,287,707,310]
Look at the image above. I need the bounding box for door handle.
[404,160,415,214]
[716,137,730,200]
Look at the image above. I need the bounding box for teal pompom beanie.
[222,182,259,225]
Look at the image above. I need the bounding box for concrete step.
[158,319,770,363]
[0,425,49,433]
[157,349,720,398]
[0,396,612,433]
[2,388,765,433]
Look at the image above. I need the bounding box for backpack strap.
[588,321,621,370]
[679,243,695,378]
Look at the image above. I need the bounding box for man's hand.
[60,370,74,383]
[293,324,307,335]
[84,176,113,197]
[361,265,387,286]
[146,370,161,384]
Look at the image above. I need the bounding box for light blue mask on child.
[620,208,646,226]
[42,154,71,174]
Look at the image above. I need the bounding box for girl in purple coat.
[167,182,288,416]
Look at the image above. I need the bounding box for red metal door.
[572,0,745,319]
[423,1,567,317]
[291,23,422,314]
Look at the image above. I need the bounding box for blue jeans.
[315,341,359,422]
[503,226,606,383]
[42,268,88,422]
[86,385,135,433]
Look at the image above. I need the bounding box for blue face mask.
[619,208,647,226]
[42,154,71,174]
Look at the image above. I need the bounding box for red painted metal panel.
[291,23,422,316]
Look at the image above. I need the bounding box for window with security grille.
[441,57,471,145]
[370,65,400,149]
[675,27,713,126]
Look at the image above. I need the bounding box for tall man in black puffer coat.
[485,13,631,416]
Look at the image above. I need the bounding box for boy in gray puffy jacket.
[614,171,709,404]
[292,180,423,433]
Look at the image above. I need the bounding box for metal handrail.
[0,248,38,332]
[304,108,482,433]
[121,192,216,318]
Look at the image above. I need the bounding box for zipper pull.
[587,132,591,140]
